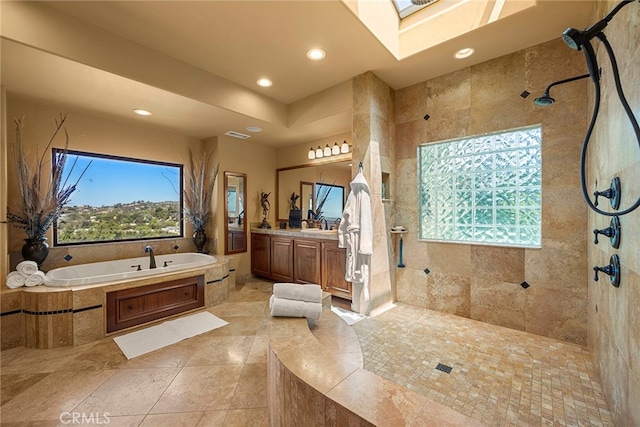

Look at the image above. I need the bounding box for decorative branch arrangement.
[8,114,91,240]
[183,149,219,232]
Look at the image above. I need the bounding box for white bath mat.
[113,311,228,359]
[331,306,366,326]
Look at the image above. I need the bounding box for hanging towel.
[269,295,322,321]
[6,271,26,289]
[338,170,373,301]
[25,271,46,287]
[273,283,323,303]
[16,260,38,277]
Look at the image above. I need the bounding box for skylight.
[392,0,439,19]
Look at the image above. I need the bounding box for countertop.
[251,227,339,241]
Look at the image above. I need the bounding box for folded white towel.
[6,271,26,289]
[17,260,38,277]
[273,283,323,303]
[269,295,322,321]
[25,270,46,287]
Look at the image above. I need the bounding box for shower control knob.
[593,255,621,288]
[593,216,621,247]
[593,177,621,209]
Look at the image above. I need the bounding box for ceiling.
[0,1,594,147]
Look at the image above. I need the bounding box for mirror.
[224,171,247,254]
[277,161,351,223]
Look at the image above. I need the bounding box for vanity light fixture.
[307,48,326,60]
[341,140,349,154]
[257,78,273,87]
[454,47,475,59]
[133,108,152,116]
[308,147,316,160]
[323,144,332,157]
[315,146,323,158]
[332,142,340,155]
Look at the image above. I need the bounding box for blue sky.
[64,154,180,207]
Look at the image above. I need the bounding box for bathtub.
[44,253,217,287]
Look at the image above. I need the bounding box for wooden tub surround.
[267,309,483,426]
[0,256,231,350]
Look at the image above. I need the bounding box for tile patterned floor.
[1,281,614,427]
[0,279,275,426]
[352,303,614,427]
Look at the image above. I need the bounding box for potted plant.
[7,114,91,267]
[183,149,219,253]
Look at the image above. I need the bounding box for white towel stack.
[269,283,323,321]
[5,261,46,289]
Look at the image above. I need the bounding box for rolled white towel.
[6,271,26,289]
[269,295,322,321]
[273,283,323,303]
[17,260,38,277]
[25,270,46,287]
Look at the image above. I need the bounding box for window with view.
[53,149,183,246]
[418,125,542,247]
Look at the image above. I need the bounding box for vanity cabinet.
[270,236,294,282]
[321,241,352,300]
[293,238,321,284]
[251,231,350,300]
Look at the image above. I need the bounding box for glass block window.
[418,125,542,247]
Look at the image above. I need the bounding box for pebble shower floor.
[352,303,613,426]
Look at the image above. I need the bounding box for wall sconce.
[332,142,340,155]
[315,146,323,158]
[308,147,315,160]
[341,140,349,153]
[323,144,331,157]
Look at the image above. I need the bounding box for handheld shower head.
[534,94,555,106]
[562,19,608,51]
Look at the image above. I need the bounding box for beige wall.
[5,96,204,271]
[217,136,276,278]
[587,3,639,425]
[390,38,590,345]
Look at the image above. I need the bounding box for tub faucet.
[145,245,157,269]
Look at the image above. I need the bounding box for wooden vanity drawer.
[107,275,204,333]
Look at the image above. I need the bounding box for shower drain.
[435,363,453,374]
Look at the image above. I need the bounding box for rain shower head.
[534,94,555,106]
[533,73,590,107]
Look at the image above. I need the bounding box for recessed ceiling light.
[246,126,262,133]
[133,108,152,116]
[257,78,273,87]
[454,48,475,59]
[306,48,326,60]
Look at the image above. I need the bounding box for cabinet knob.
[128,304,134,309]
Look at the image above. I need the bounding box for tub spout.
[144,246,157,269]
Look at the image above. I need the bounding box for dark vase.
[193,229,207,253]
[22,237,49,268]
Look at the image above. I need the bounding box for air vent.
[225,131,251,140]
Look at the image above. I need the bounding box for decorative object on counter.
[289,192,300,210]
[259,191,271,228]
[183,149,219,253]
[289,209,302,228]
[7,113,92,267]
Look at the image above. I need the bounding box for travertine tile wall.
[587,2,639,425]
[351,72,396,316]
[391,38,590,345]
